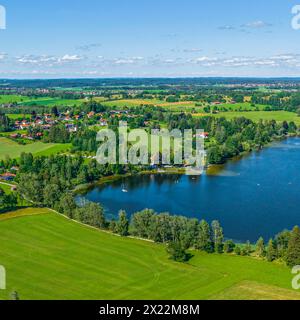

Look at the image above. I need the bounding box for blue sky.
[0,0,300,78]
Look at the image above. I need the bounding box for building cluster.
[9,109,137,141]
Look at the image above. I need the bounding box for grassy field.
[0,208,299,300]
[0,137,71,160]
[0,94,86,107]
[102,99,199,110]
[21,98,85,107]
[0,182,14,194]
[215,102,268,111]
[7,114,32,120]
[194,111,300,125]
[0,95,32,104]
[102,99,165,107]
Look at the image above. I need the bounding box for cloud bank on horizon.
[0,0,299,78]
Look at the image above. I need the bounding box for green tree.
[0,112,10,132]
[43,184,60,208]
[195,220,213,252]
[224,240,236,253]
[286,226,300,267]
[234,246,241,256]
[255,237,266,258]
[211,220,224,253]
[275,230,290,258]
[241,241,252,256]
[166,241,190,262]
[266,239,277,262]
[59,193,76,218]
[117,210,129,236]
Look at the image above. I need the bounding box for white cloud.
[60,54,82,62]
[242,20,272,29]
[114,56,144,65]
[0,52,7,60]
[16,54,83,66]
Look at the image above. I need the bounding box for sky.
[0,0,300,78]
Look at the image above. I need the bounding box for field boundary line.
[48,208,155,243]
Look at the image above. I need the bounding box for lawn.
[194,111,300,125]
[0,137,71,160]
[0,208,299,300]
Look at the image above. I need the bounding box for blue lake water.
[82,138,300,242]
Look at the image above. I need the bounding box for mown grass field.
[0,95,85,107]
[0,208,299,300]
[7,114,32,120]
[21,98,85,107]
[0,95,32,104]
[194,111,300,125]
[102,99,199,110]
[102,99,165,107]
[216,102,268,111]
[0,137,71,160]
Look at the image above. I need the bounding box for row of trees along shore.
[59,200,300,266]
[8,152,300,267]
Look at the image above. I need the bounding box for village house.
[65,123,78,132]
[99,119,108,126]
[0,172,16,181]
[194,132,209,139]
[10,133,20,139]
[87,111,95,118]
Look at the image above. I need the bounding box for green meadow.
[0,95,32,104]
[0,182,14,194]
[102,98,199,110]
[0,208,299,300]
[215,102,268,111]
[7,114,31,120]
[0,137,71,160]
[0,94,85,107]
[21,98,85,107]
[194,111,300,125]
[102,99,165,107]
[215,111,300,125]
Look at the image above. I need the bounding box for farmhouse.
[0,172,16,181]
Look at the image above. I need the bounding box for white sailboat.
[122,183,128,193]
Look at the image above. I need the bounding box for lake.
[80,138,300,242]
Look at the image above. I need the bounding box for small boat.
[122,189,128,193]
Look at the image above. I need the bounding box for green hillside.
[0,137,71,160]
[0,208,299,300]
